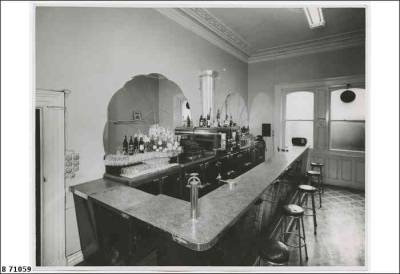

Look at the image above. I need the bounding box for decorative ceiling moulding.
[248,29,365,63]
[156,8,249,62]
[156,8,365,64]
[180,8,252,55]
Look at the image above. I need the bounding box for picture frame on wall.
[133,111,142,121]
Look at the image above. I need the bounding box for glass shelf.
[109,120,146,125]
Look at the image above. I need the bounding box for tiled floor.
[286,186,365,266]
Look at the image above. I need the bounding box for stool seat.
[283,204,304,216]
[259,240,289,264]
[307,170,321,176]
[311,162,324,167]
[298,184,317,192]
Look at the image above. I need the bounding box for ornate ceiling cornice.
[180,8,252,55]
[156,8,365,64]
[249,29,365,63]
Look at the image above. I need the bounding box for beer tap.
[186,173,206,220]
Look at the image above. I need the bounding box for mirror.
[218,92,248,127]
[103,73,191,154]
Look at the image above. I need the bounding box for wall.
[248,46,365,155]
[158,78,184,130]
[36,7,248,260]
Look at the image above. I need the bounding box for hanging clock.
[340,84,356,103]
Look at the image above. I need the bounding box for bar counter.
[71,146,309,255]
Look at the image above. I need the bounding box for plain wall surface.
[158,78,185,130]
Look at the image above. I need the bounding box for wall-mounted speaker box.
[292,137,307,146]
[262,123,271,137]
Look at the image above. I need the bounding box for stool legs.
[308,174,322,208]
[297,218,302,264]
[280,215,308,266]
[311,192,317,235]
[298,191,318,235]
[300,216,308,260]
[318,176,322,208]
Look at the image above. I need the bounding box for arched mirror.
[218,92,248,127]
[103,73,191,154]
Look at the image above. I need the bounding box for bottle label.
[140,145,144,151]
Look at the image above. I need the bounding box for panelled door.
[35,90,66,266]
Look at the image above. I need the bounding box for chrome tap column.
[186,173,203,220]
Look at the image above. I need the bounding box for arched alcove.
[103,73,191,154]
[218,92,249,127]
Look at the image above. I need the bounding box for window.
[330,88,365,151]
[284,91,314,148]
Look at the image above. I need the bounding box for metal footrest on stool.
[258,239,289,266]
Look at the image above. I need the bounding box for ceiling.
[157,7,366,63]
[206,8,365,52]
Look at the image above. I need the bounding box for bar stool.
[280,204,308,265]
[306,170,322,208]
[310,162,324,193]
[297,185,318,235]
[258,239,289,266]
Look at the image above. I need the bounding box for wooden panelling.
[341,160,352,181]
[355,160,365,184]
[327,158,339,180]
[310,150,365,190]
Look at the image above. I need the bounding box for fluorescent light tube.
[304,7,325,29]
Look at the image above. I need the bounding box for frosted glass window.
[330,88,365,151]
[284,91,314,148]
[331,88,365,120]
[286,91,314,120]
[285,121,314,148]
[330,122,365,151]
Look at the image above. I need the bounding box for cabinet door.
[136,179,160,195]
[160,173,180,199]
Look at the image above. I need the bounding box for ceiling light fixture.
[304,7,325,29]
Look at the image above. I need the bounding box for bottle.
[199,115,204,127]
[216,109,221,127]
[148,136,154,151]
[157,138,163,151]
[128,136,134,155]
[186,115,191,128]
[122,135,128,155]
[139,137,145,153]
[133,134,138,153]
[224,114,229,127]
[206,113,211,128]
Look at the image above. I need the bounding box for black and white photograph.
[1,1,399,273]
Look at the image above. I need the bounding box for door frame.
[274,75,366,190]
[35,89,66,266]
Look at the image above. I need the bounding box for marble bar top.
[71,146,308,252]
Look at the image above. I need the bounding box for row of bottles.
[198,109,236,128]
[181,109,242,129]
[122,135,145,155]
[121,125,180,155]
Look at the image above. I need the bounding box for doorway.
[35,108,42,266]
[35,90,66,265]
